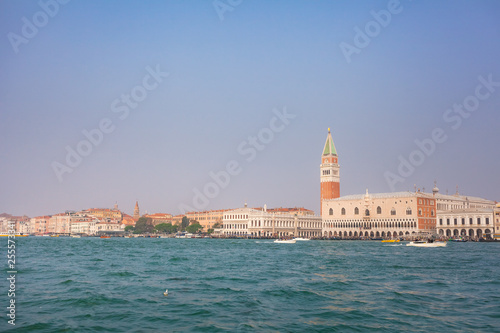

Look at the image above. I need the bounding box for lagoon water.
[3,238,500,332]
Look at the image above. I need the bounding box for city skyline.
[1,0,499,217]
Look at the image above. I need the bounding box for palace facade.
[433,184,497,239]
[221,204,322,238]
[322,190,437,238]
[319,128,497,239]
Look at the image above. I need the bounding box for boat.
[293,237,310,241]
[100,235,111,239]
[50,235,59,237]
[70,235,81,238]
[406,240,446,247]
[381,239,400,243]
[274,239,296,244]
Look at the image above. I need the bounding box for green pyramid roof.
[323,129,337,156]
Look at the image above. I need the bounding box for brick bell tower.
[320,128,340,214]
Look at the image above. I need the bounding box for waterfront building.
[121,213,136,226]
[18,220,31,234]
[185,209,227,231]
[222,204,322,238]
[265,207,315,216]
[70,216,98,235]
[0,214,30,234]
[30,216,51,234]
[144,213,173,226]
[495,204,500,240]
[0,217,8,234]
[93,221,125,235]
[80,207,123,222]
[322,190,437,238]
[48,213,73,234]
[320,128,340,215]
[433,183,497,239]
[172,214,184,226]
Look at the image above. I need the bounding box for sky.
[1,0,499,217]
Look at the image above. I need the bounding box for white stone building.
[70,216,98,235]
[222,205,322,238]
[94,221,125,235]
[322,190,437,239]
[433,184,497,239]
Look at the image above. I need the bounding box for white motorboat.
[406,241,446,247]
[274,239,296,244]
[293,237,311,241]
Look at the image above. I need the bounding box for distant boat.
[381,239,400,243]
[274,239,296,244]
[100,235,111,239]
[50,235,59,237]
[70,235,81,238]
[406,241,446,247]
[293,237,310,241]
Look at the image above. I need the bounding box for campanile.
[320,128,340,214]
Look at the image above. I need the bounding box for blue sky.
[1,0,499,217]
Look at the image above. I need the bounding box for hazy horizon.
[1,0,499,217]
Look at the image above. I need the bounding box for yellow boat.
[381,239,400,243]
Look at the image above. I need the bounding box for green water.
[2,238,499,332]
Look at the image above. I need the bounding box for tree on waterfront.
[125,226,134,233]
[134,217,154,234]
[186,221,203,234]
[180,216,190,231]
[154,223,178,234]
[208,221,222,234]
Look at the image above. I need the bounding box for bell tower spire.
[320,128,340,214]
[133,201,140,220]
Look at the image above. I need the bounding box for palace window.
[447,219,450,225]
[486,218,489,225]
[377,206,382,214]
[454,218,457,225]
[391,208,396,216]
[439,219,443,225]
[341,208,346,215]
[354,207,359,215]
[418,209,422,216]
[406,208,412,215]
[477,217,481,225]
[469,218,473,225]
[329,208,333,216]
[365,209,370,216]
